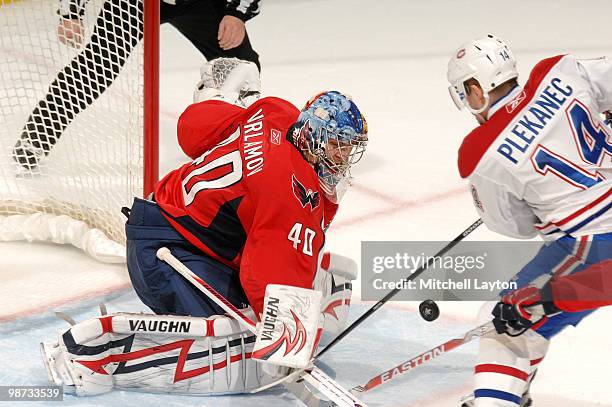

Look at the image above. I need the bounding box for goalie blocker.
[252,285,323,369]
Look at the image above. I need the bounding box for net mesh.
[0,0,145,244]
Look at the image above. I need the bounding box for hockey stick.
[351,303,547,395]
[351,321,496,394]
[317,218,483,358]
[156,247,368,407]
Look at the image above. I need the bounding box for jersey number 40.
[182,127,243,206]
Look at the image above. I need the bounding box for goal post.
[144,0,160,198]
[0,0,159,262]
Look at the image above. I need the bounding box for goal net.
[0,0,158,262]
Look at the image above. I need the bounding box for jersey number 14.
[531,101,611,190]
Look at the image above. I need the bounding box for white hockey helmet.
[447,34,518,114]
[194,58,261,108]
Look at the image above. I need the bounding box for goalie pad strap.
[66,313,246,345]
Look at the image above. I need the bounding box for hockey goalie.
[40,58,367,397]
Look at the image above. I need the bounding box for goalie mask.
[290,91,368,203]
[447,34,518,114]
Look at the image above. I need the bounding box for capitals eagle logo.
[292,174,320,211]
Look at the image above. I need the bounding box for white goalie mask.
[447,34,518,114]
[193,58,261,108]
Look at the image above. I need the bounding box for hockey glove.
[491,284,560,335]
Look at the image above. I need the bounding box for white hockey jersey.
[458,55,612,239]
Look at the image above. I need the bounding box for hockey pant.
[473,233,612,406]
[125,197,250,317]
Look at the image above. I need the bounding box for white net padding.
[0,0,150,261]
[0,212,125,263]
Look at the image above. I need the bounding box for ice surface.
[1,0,612,405]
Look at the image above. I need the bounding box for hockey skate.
[39,341,78,395]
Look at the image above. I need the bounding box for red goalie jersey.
[154,97,338,316]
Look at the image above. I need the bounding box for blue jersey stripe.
[474,389,522,405]
[565,201,612,234]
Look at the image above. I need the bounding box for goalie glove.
[193,58,261,107]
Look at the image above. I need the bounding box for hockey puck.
[419,300,440,322]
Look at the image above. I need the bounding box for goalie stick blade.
[304,368,369,407]
[284,380,334,407]
[249,367,305,393]
[253,367,368,407]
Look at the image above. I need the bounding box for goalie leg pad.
[314,252,357,346]
[41,312,281,396]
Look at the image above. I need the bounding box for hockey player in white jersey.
[447,35,612,406]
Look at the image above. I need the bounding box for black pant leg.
[15,0,143,169]
[164,0,260,70]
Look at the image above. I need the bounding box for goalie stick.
[156,247,368,407]
[317,218,483,358]
[351,321,496,394]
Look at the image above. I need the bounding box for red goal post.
[0,0,159,262]
[144,0,159,197]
